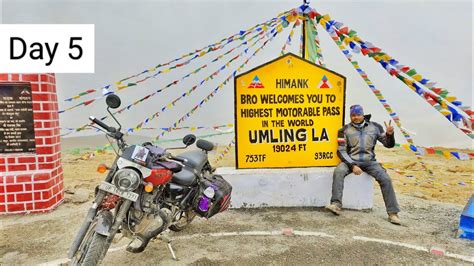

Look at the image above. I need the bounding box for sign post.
[234,53,346,169]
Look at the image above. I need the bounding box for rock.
[420,183,434,189]
[64,187,75,194]
[2,251,19,260]
[1,251,26,263]
[411,192,425,199]
[72,188,90,203]
[17,253,28,262]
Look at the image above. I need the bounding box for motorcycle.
[68,94,232,265]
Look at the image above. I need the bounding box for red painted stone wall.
[0,73,64,214]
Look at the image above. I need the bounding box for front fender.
[95,210,114,236]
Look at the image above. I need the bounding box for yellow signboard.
[234,53,346,169]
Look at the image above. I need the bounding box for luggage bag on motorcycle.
[194,175,232,218]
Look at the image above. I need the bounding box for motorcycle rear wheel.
[169,210,196,232]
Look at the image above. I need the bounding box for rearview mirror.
[182,134,196,146]
[105,94,121,109]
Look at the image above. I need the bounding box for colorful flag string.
[116,19,280,120]
[70,131,234,156]
[60,124,234,135]
[61,10,291,105]
[318,16,431,174]
[318,14,473,138]
[78,12,287,154]
[59,17,285,115]
[151,124,234,133]
[393,72,473,137]
[63,20,282,135]
[308,16,325,66]
[59,4,473,173]
[213,137,236,165]
[280,20,298,55]
[395,143,473,160]
[299,17,304,58]
[126,21,284,135]
[154,20,285,142]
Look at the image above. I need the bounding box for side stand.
[156,233,178,261]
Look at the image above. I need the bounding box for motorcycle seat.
[171,166,197,186]
[176,150,208,172]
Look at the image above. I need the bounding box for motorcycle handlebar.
[89,116,113,132]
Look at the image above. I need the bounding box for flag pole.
[302,0,310,59]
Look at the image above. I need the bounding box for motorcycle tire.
[71,222,96,266]
[169,210,197,232]
[82,232,107,266]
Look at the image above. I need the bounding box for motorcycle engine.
[129,204,172,235]
[125,203,174,253]
[132,212,164,236]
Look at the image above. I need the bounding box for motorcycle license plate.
[98,181,139,202]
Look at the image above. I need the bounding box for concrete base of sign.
[215,167,373,210]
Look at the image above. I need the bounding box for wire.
[106,134,119,156]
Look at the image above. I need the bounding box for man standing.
[326,104,401,225]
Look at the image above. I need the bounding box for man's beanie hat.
[350,104,364,115]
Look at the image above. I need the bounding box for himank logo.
[248,75,264,88]
[318,75,332,89]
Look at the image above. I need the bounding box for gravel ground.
[1,190,473,265]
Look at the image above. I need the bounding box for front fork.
[68,190,107,259]
[99,199,132,259]
[68,160,118,259]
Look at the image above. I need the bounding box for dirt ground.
[0,143,473,264]
[1,193,473,265]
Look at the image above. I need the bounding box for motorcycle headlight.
[113,168,141,192]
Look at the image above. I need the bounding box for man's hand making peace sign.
[384,120,394,135]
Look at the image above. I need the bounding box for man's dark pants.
[330,161,400,214]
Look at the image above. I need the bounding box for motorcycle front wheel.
[71,221,107,266]
[169,210,197,232]
[82,232,107,265]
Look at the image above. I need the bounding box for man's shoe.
[326,204,341,215]
[388,213,401,225]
